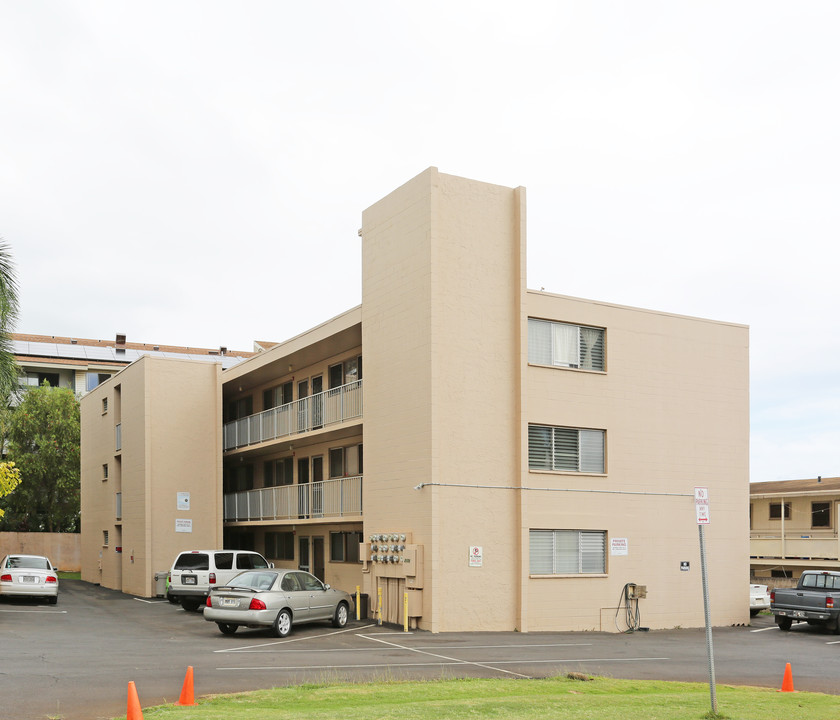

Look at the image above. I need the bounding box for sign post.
[695,486,717,715]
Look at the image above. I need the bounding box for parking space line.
[358,633,533,679]
[215,623,377,653]
[133,598,168,604]
[750,626,779,632]
[0,608,67,614]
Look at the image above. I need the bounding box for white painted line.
[217,642,595,656]
[216,656,671,672]
[826,640,840,645]
[215,623,377,653]
[358,632,533,679]
[133,598,168,604]
[750,626,779,632]
[0,608,67,614]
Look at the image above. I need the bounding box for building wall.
[81,357,223,595]
[362,168,527,632]
[523,292,749,630]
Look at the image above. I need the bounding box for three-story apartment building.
[81,167,749,632]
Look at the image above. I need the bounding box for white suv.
[168,550,273,611]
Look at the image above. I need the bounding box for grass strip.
[131,675,840,720]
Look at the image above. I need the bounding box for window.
[263,381,293,410]
[24,372,61,388]
[528,319,604,371]
[115,492,121,520]
[102,464,109,481]
[530,530,606,575]
[86,372,111,392]
[330,531,362,562]
[812,502,832,528]
[769,502,791,520]
[266,532,295,560]
[528,425,605,473]
[264,458,293,487]
[102,397,109,413]
[329,448,345,478]
[103,530,109,547]
[225,396,253,423]
[224,464,254,493]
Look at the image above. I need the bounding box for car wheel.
[181,598,202,612]
[167,593,179,605]
[333,601,349,628]
[749,609,759,617]
[49,596,58,606]
[217,623,238,635]
[273,609,292,638]
[777,617,793,631]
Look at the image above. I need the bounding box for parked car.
[167,550,273,612]
[204,568,353,637]
[771,570,840,632]
[750,583,771,617]
[0,554,59,604]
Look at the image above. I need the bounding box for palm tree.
[0,240,20,401]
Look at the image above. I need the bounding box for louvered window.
[528,319,605,371]
[529,530,606,575]
[528,425,605,473]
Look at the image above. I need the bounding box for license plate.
[220,598,238,607]
[794,611,805,618]
[21,576,37,584]
[182,575,197,585]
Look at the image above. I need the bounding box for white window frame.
[529,529,606,575]
[528,424,605,473]
[528,318,605,371]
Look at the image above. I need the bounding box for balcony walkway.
[224,476,362,522]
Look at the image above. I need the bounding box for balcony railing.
[224,380,363,451]
[750,531,840,561]
[224,475,363,522]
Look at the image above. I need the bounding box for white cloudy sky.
[1,2,838,484]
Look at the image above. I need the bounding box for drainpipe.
[781,504,786,560]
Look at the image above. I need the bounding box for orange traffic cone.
[177,665,197,706]
[127,681,144,720]
[778,662,796,692]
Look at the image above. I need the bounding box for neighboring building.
[81,167,750,632]
[750,476,840,582]
[12,333,251,396]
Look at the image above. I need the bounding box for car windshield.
[7,556,50,570]
[228,572,277,591]
[174,553,209,571]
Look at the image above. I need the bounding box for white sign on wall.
[177,492,190,511]
[469,546,483,567]
[175,518,193,533]
[694,486,711,525]
[610,538,629,556]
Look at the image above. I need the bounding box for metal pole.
[699,523,718,714]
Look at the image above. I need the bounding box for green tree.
[1,383,80,532]
[0,239,20,401]
[0,461,21,518]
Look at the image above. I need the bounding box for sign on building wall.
[610,538,629,556]
[469,546,483,567]
[177,492,190,511]
[175,519,193,533]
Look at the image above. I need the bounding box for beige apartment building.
[81,167,750,632]
[751,476,840,583]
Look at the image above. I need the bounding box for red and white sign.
[694,486,711,525]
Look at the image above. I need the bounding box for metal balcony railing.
[750,531,840,561]
[223,380,362,451]
[224,475,363,522]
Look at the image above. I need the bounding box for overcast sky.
[2,2,838,484]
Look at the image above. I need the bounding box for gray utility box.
[154,571,168,597]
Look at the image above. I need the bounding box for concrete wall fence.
[0,532,81,572]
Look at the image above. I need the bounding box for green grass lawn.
[129,675,840,720]
[57,571,81,580]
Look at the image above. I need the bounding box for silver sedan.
[204,569,354,637]
[0,554,59,604]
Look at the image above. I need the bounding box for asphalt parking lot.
[2,580,839,720]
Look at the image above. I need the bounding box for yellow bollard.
[403,591,409,632]
[356,586,360,621]
[377,587,383,625]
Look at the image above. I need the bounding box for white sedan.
[0,554,59,604]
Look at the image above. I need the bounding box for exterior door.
[311,375,323,429]
[312,456,323,517]
[312,537,325,584]
[298,537,309,572]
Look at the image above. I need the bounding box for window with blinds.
[528,318,605,370]
[528,424,605,473]
[529,529,606,575]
